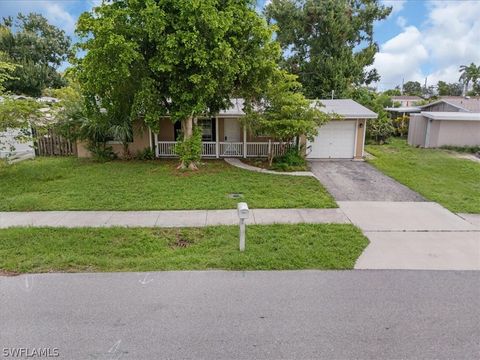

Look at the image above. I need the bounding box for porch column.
[243,124,247,158]
[215,116,219,158]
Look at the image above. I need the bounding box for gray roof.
[421,97,480,112]
[316,99,378,119]
[217,98,378,119]
[385,106,421,113]
[421,111,480,121]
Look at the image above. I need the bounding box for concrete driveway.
[309,160,424,201]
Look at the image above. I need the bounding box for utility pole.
[401,78,404,95]
[331,90,334,100]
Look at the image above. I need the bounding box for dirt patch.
[0,269,20,277]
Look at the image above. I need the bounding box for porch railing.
[155,140,294,158]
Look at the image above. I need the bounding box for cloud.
[373,0,480,90]
[382,0,406,14]
[396,16,407,28]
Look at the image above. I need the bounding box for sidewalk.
[0,208,349,228]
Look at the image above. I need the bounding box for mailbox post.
[237,202,249,251]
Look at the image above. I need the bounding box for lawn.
[367,139,480,214]
[0,157,335,211]
[0,224,368,273]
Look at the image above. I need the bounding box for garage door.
[307,120,356,159]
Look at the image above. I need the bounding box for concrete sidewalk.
[338,202,480,270]
[0,208,349,228]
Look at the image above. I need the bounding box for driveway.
[309,160,424,201]
[1,271,479,360]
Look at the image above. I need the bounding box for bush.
[366,116,394,144]
[136,147,156,160]
[174,126,202,169]
[272,146,307,171]
[88,144,116,162]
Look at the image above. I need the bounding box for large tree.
[459,63,480,96]
[0,14,71,97]
[265,0,391,98]
[437,81,463,96]
[402,81,422,96]
[75,0,279,169]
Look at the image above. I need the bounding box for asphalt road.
[1,270,479,360]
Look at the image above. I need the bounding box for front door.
[224,118,241,142]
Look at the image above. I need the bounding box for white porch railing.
[156,141,176,157]
[202,142,217,157]
[219,142,243,157]
[155,139,294,158]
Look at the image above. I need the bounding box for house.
[408,112,480,148]
[77,98,378,160]
[391,95,423,107]
[408,97,480,148]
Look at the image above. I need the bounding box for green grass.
[367,138,480,213]
[0,157,335,211]
[0,224,368,273]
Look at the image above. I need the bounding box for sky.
[1,0,479,91]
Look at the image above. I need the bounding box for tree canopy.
[0,13,71,97]
[265,0,391,99]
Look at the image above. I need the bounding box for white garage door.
[307,120,356,159]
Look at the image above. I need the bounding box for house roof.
[385,106,421,113]
[391,96,423,100]
[219,98,378,119]
[421,97,480,112]
[316,99,378,119]
[421,111,480,121]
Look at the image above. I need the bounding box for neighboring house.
[0,128,35,162]
[77,98,378,160]
[408,112,480,148]
[391,96,423,107]
[408,97,480,148]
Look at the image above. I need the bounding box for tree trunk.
[177,116,198,170]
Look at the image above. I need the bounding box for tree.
[437,81,463,96]
[383,88,401,96]
[244,70,329,165]
[0,13,71,96]
[75,0,279,169]
[402,81,422,96]
[347,87,394,143]
[459,63,480,95]
[265,0,391,98]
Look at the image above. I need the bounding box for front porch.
[154,117,295,158]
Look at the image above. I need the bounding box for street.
[1,270,479,359]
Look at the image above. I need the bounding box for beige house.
[408,112,480,148]
[407,97,480,148]
[78,98,377,160]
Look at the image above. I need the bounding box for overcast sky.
[1,0,479,91]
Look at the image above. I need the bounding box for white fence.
[156,140,294,158]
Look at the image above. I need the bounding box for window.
[198,119,215,141]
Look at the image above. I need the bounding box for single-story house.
[407,97,480,148]
[408,111,480,148]
[390,95,423,107]
[77,98,378,160]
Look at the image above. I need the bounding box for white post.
[237,202,249,252]
[268,139,271,158]
[215,116,219,159]
[243,125,247,158]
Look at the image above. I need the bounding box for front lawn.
[367,139,480,213]
[0,158,335,210]
[0,224,368,273]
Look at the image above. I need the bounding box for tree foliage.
[437,81,463,96]
[74,0,279,168]
[0,14,71,97]
[459,63,480,96]
[348,87,394,143]
[244,70,329,164]
[402,81,422,96]
[265,0,391,98]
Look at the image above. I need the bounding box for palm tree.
[459,63,480,96]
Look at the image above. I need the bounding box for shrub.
[366,116,394,144]
[272,146,307,171]
[87,144,116,162]
[174,126,202,169]
[440,145,480,154]
[136,147,156,160]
